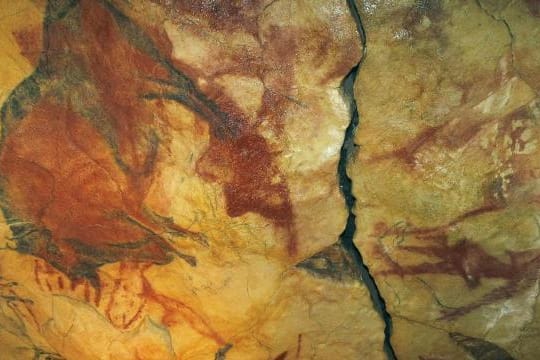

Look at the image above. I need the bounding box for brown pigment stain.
[113,5,350,256]
[0,99,183,281]
[197,134,297,254]
[143,16,300,252]
[257,25,298,134]
[526,0,540,17]
[0,0,298,292]
[151,0,264,35]
[80,0,171,177]
[104,1,299,250]
[12,25,43,67]
[373,206,540,320]
[274,351,288,360]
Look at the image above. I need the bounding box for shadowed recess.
[339,0,397,358]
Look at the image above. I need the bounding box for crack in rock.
[475,0,516,67]
[215,343,233,360]
[338,1,397,359]
[475,0,537,94]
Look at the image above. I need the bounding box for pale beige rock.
[351,0,540,359]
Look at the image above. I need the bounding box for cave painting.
[0,1,378,359]
[0,0,539,359]
[0,0,296,285]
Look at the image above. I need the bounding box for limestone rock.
[2,0,539,359]
[0,0,385,359]
[351,0,540,358]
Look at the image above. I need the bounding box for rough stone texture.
[1,0,539,359]
[351,0,540,359]
[0,0,386,359]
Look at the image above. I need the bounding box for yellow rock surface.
[0,0,385,359]
[1,0,539,359]
[351,0,540,359]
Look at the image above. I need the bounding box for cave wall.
[0,1,538,359]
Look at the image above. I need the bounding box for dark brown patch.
[274,351,288,360]
[80,0,171,176]
[12,26,43,66]
[151,0,264,35]
[215,343,233,360]
[296,243,360,281]
[196,134,297,254]
[102,2,299,246]
[296,334,302,359]
[449,332,515,360]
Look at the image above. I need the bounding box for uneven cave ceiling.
[0,0,538,359]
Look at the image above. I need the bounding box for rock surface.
[0,0,386,359]
[350,0,540,359]
[0,0,539,359]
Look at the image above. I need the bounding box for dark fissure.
[340,1,397,359]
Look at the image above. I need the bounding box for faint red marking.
[57,276,64,290]
[373,207,540,319]
[34,260,42,290]
[139,264,226,345]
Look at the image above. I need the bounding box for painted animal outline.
[372,205,540,320]
[0,0,297,287]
